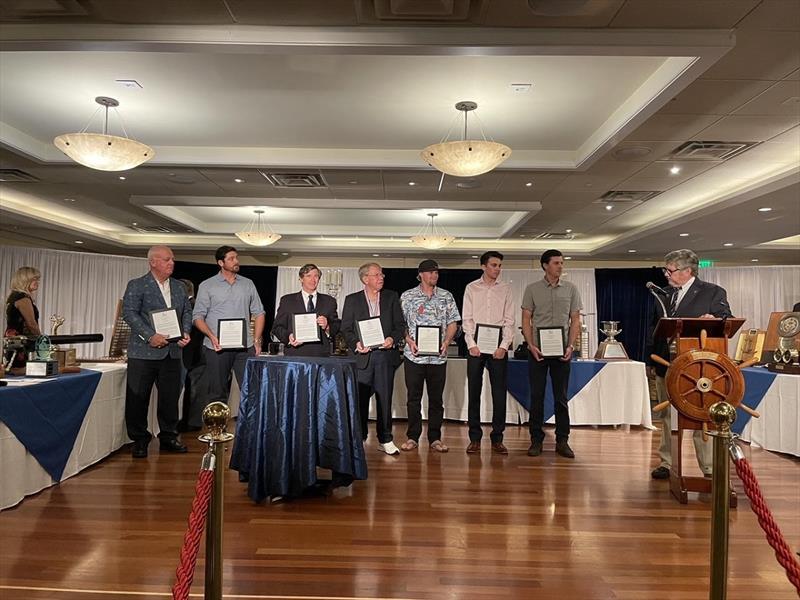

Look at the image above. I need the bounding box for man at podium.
[646,249,732,480]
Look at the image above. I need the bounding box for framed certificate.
[475,323,502,355]
[150,307,182,341]
[537,326,565,358]
[358,317,385,349]
[217,318,246,349]
[292,313,320,343]
[415,324,442,356]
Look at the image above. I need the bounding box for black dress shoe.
[159,438,188,453]
[527,440,543,457]
[651,466,670,480]
[131,441,148,459]
[555,440,575,459]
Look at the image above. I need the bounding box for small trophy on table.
[594,320,629,360]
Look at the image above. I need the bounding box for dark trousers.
[180,363,207,429]
[404,360,447,444]
[467,354,508,443]
[528,357,571,443]
[356,350,396,444]
[125,356,182,442]
[203,346,254,405]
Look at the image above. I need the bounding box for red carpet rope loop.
[172,468,215,600]
[733,455,800,595]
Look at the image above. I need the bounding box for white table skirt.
[371,358,652,428]
[740,372,800,457]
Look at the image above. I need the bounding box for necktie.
[669,288,681,317]
[307,294,315,313]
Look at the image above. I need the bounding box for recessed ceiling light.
[519,234,526,238]
[565,228,572,234]
[234,178,244,183]
[372,253,380,257]
[751,258,759,262]
[525,182,533,187]
[628,249,637,253]
[758,207,772,212]
[605,205,613,211]
[132,222,138,226]
[118,176,126,180]
[281,252,289,256]
[471,255,478,259]
[669,165,681,175]
[679,233,690,237]
[408,181,416,186]
[74,240,83,244]
[585,183,593,188]
[564,256,572,260]
[64,198,75,202]
[723,242,734,247]
[348,180,358,185]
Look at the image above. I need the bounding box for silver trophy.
[595,321,628,360]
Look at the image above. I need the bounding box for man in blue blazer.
[341,262,405,455]
[122,245,193,458]
[271,263,340,357]
[646,248,732,479]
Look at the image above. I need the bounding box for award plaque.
[150,307,182,341]
[594,320,629,360]
[293,312,320,343]
[415,324,442,356]
[217,318,246,349]
[358,317,385,349]
[475,323,502,355]
[537,326,565,358]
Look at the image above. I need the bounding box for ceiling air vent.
[536,232,574,240]
[668,141,758,161]
[259,172,327,188]
[0,169,39,183]
[128,225,176,234]
[596,190,661,204]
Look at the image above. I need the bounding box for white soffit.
[0,26,733,169]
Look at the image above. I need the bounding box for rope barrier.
[172,467,215,600]
[732,453,800,595]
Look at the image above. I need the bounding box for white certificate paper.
[538,327,565,357]
[293,312,320,343]
[151,308,182,341]
[218,318,246,349]
[416,325,441,356]
[358,317,385,348]
[475,323,501,355]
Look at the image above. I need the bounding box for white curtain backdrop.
[275,266,599,354]
[700,265,800,352]
[1,246,148,358]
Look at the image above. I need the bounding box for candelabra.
[322,268,343,300]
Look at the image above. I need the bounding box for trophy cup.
[49,314,80,372]
[767,312,800,374]
[25,334,60,377]
[594,320,629,360]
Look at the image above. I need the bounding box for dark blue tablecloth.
[733,367,778,435]
[506,359,607,417]
[229,355,368,502]
[0,369,102,480]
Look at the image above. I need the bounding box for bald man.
[122,245,193,458]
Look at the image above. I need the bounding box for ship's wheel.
[651,329,760,430]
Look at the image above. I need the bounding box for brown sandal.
[400,439,418,451]
[430,440,449,453]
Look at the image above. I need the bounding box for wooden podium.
[652,317,748,506]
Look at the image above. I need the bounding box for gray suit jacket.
[122,273,193,360]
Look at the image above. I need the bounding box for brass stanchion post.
[708,401,737,600]
[199,402,234,600]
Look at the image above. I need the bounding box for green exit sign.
[699,259,715,268]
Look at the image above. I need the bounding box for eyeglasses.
[662,266,688,276]
[367,272,385,278]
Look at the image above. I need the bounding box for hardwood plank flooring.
[1,423,798,600]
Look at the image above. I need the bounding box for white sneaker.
[378,441,400,455]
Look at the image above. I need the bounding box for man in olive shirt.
[521,249,582,459]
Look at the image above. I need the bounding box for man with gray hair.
[646,248,732,480]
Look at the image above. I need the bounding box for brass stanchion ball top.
[709,401,737,430]
[202,401,230,437]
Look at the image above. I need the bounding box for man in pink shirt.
[462,251,516,455]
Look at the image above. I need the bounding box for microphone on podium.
[646,282,668,316]
[645,281,668,295]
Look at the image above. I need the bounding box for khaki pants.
[654,376,712,475]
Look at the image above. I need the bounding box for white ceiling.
[0,0,798,265]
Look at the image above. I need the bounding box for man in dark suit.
[341,262,405,455]
[271,264,340,357]
[646,248,732,479]
[122,245,193,458]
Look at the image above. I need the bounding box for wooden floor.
[1,423,798,600]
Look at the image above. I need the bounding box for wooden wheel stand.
[651,318,758,507]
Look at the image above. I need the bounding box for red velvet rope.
[172,469,215,600]
[733,456,800,595]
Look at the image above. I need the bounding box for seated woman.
[5,266,42,369]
